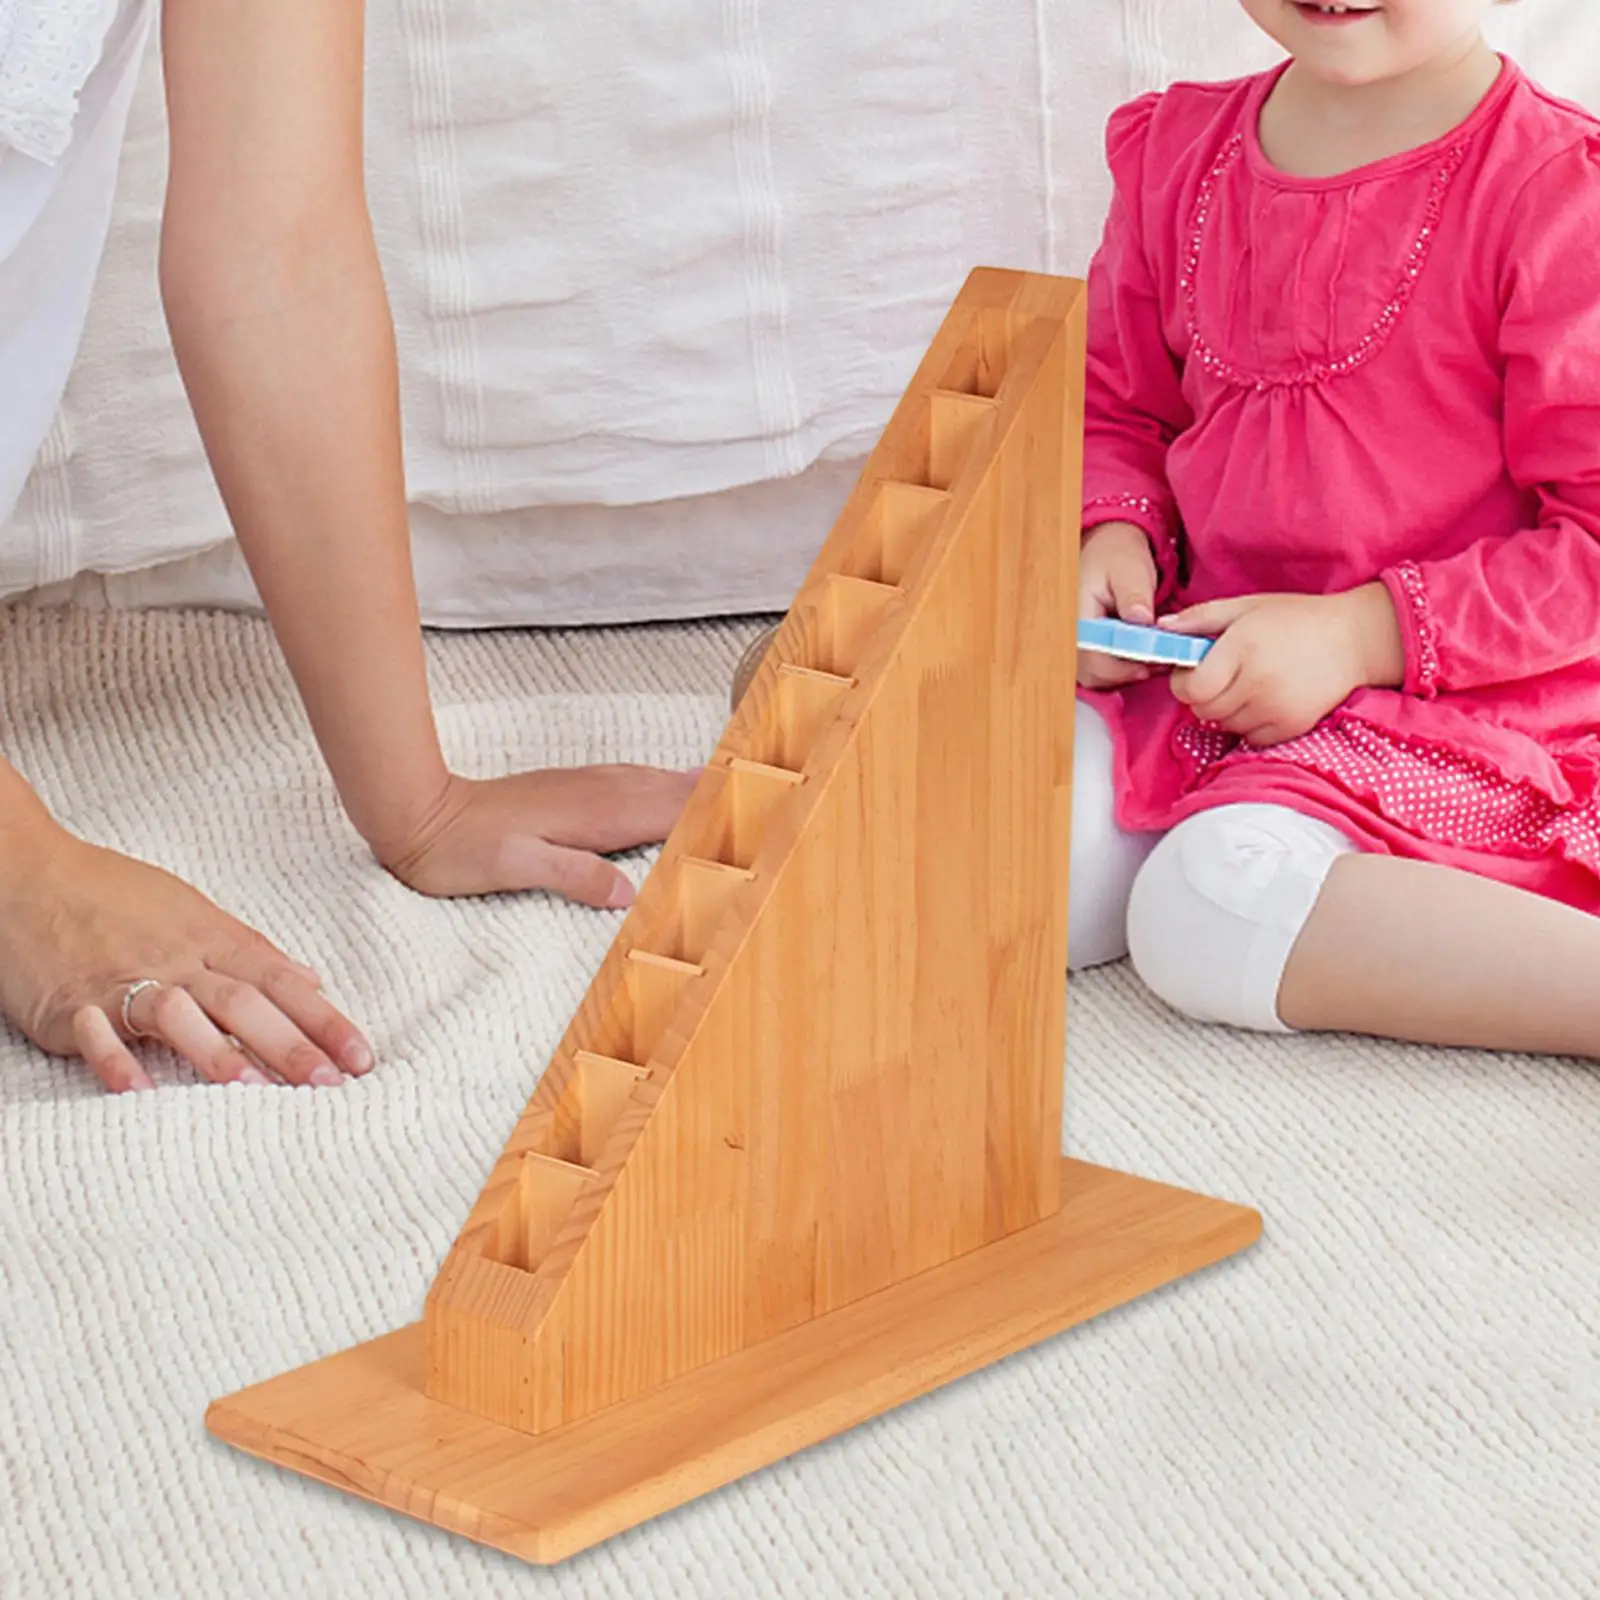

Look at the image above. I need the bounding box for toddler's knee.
[1125,804,1353,1032]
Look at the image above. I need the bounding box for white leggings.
[1067,704,1358,1032]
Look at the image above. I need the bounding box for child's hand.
[1159,585,1404,747]
[1077,521,1162,689]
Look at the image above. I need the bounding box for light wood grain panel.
[210,1160,1262,1565]
[414,268,1088,1433]
[212,272,1263,1566]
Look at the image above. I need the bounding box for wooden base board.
[207,1158,1260,1565]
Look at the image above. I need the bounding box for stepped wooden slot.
[205,268,1261,1564]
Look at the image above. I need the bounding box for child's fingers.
[1171,646,1239,708]
[1213,699,1267,739]
[1079,666,1152,691]
[1106,566,1156,627]
[1160,595,1261,635]
[1078,654,1153,690]
[1081,542,1156,624]
[1194,674,1254,726]
[1076,596,1159,689]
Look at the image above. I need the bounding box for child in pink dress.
[1069,0,1600,1059]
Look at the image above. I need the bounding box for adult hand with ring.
[0,804,372,1094]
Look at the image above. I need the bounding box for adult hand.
[374,764,698,907]
[1159,584,1404,747]
[0,827,371,1094]
[1077,521,1163,690]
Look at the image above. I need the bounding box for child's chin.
[1307,64,1389,86]
[1294,48,1397,88]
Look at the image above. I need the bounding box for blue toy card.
[1076,618,1214,668]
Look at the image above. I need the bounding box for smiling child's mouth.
[1294,2,1380,20]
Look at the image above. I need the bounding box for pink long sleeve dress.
[1078,56,1600,915]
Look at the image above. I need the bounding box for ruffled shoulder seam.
[1493,124,1600,303]
[1104,74,1256,172]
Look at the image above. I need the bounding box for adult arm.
[159,0,691,907]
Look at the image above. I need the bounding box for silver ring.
[120,978,163,1039]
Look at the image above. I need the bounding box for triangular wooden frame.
[207,269,1259,1565]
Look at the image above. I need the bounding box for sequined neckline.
[1180,133,1469,393]
[1243,53,1518,193]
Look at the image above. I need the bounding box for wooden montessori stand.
[206,269,1260,1565]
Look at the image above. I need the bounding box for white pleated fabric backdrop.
[2,0,1595,622]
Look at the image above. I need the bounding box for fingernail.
[342,1041,373,1074]
[309,1063,345,1087]
[607,877,635,910]
[239,1066,272,1086]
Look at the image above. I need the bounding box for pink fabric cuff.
[1082,493,1181,604]
[1379,561,1442,700]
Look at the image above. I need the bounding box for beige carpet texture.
[1,603,1595,1598]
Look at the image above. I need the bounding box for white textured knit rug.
[1,604,1595,1599]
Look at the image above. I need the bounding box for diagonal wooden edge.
[417,266,1089,1437]
[428,268,1086,1297]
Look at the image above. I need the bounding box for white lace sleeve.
[0,0,121,165]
